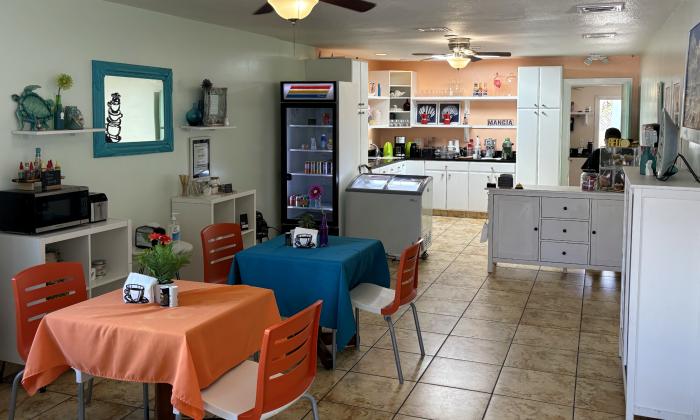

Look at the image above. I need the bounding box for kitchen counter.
[487,184,624,200]
[368,156,516,170]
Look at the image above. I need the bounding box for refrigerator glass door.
[285,105,336,223]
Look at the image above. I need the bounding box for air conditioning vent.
[576,2,625,14]
[416,27,452,33]
[582,32,617,39]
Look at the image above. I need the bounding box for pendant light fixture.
[268,0,319,21]
[446,53,471,70]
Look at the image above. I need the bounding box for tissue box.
[292,227,318,248]
[123,273,157,304]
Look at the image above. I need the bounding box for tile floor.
[0,216,625,419]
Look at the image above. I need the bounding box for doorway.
[561,78,632,186]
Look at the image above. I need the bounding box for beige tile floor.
[0,216,625,419]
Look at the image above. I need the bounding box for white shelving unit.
[171,190,256,281]
[180,125,236,131]
[469,125,518,129]
[0,218,132,364]
[12,128,104,136]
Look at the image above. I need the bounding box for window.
[596,97,622,147]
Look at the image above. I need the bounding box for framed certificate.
[189,137,211,180]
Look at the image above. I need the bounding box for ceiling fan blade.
[474,52,511,57]
[469,56,482,62]
[320,0,376,12]
[253,3,274,15]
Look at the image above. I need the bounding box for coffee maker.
[394,136,406,158]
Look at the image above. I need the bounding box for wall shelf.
[180,125,236,131]
[470,125,517,129]
[413,96,518,101]
[368,96,390,100]
[289,148,333,153]
[12,128,103,136]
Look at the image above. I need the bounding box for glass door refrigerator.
[281,82,339,234]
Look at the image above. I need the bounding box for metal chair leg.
[385,315,404,384]
[77,380,86,420]
[303,391,320,420]
[410,302,426,357]
[8,369,23,420]
[355,307,361,351]
[331,330,337,370]
[174,408,182,420]
[143,383,149,419]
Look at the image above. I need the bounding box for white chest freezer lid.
[346,174,431,195]
[348,174,391,190]
[386,176,427,192]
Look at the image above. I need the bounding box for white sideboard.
[621,170,700,419]
[171,190,256,281]
[487,186,624,272]
[0,218,132,364]
[374,160,515,213]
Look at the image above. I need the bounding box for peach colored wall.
[367,56,640,150]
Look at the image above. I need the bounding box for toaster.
[88,192,108,223]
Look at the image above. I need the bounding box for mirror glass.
[104,76,165,142]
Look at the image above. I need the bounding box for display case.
[598,147,639,192]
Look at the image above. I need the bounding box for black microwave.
[0,186,90,234]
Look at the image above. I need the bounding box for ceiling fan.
[412,37,511,69]
[253,0,376,22]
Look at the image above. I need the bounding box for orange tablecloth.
[22,281,280,420]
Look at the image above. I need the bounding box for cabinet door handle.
[562,229,567,233]
[562,251,567,255]
[592,230,597,235]
[542,111,547,116]
[534,111,539,115]
[541,104,548,108]
[534,103,539,108]
[448,174,452,179]
[563,206,568,211]
[533,227,538,231]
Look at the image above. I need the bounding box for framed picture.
[189,137,211,180]
[416,103,437,125]
[681,22,700,143]
[439,103,461,124]
[673,82,682,125]
[203,87,227,126]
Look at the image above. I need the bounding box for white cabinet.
[357,60,368,108]
[537,109,561,185]
[425,170,446,210]
[590,199,623,268]
[468,172,491,212]
[516,108,539,185]
[538,66,563,109]
[516,66,563,186]
[492,195,540,261]
[622,171,700,419]
[517,67,541,109]
[404,160,425,176]
[488,188,623,272]
[446,171,468,211]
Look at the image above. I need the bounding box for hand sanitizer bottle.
[168,213,181,242]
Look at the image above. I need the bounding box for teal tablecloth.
[228,235,390,350]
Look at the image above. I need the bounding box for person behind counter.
[581,127,622,172]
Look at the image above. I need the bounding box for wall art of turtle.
[11,85,54,131]
[105,92,123,142]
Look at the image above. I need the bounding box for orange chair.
[174,300,323,420]
[350,241,424,383]
[201,223,244,284]
[10,262,93,420]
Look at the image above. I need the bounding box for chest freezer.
[344,174,432,258]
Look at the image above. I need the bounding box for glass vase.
[54,95,64,130]
[319,212,329,247]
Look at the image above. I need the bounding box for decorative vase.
[186,102,203,126]
[54,95,64,130]
[421,113,429,125]
[443,112,451,125]
[319,212,329,247]
[402,99,410,111]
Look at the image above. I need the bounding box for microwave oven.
[0,186,90,234]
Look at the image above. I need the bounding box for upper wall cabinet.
[92,60,173,158]
[517,66,562,110]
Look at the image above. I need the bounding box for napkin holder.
[123,272,157,304]
[291,227,318,248]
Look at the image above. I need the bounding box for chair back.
[12,262,88,361]
[250,300,322,418]
[381,241,422,315]
[201,223,244,284]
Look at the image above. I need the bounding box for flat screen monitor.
[657,109,679,179]
[681,22,700,144]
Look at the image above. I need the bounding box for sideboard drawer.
[540,241,589,265]
[540,219,589,243]
[541,197,590,220]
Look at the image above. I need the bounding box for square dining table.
[228,235,391,354]
[21,280,280,420]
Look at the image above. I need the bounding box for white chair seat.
[200,360,308,420]
[350,283,395,315]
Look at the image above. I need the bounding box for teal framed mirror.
[92,60,173,157]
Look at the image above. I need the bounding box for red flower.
[149,232,162,241]
[160,235,173,245]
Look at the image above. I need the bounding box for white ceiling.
[106,0,682,59]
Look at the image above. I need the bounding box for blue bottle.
[320,134,328,150]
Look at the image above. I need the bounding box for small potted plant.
[54,73,73,130]
[136,233,190,285]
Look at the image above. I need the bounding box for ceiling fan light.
[447,55,471,69]
[268,0,319,21]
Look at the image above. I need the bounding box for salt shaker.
[169,285,179,308]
